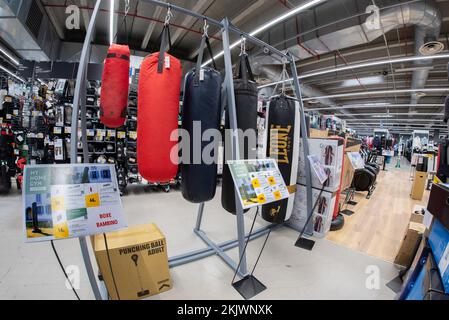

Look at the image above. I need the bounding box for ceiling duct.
[253,0,442,115]
[0,0,61,61]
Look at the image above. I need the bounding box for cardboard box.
[288,184,337,238]
[394,213,426,267]
[297,138,344,192]
[411,171,428,200]
[94,223,171,300]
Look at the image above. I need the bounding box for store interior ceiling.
[1,0,449,136]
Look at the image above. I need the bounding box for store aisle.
[326,157,430,262]
[0,184,399,300]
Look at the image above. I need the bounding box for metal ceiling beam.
[43,2,65,40]
[188,0,269,59]
[170,0,212,46]
[80,0,90,29]
[141,1,165,49]
[336,113,444,117]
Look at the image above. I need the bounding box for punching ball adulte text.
[100,44,130,128]
[138,25,182,182]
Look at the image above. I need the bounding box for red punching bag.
[138,25,181,182]
[100,44,130,128]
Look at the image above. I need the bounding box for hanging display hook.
[203,19,209,38]
[164,5,173,25]
[240,36,246,56]
[124,0,130,16]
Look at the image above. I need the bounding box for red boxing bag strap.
[157,24,172,74]
[237,53,255,82]
[194,35,217,86]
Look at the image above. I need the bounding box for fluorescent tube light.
[302,88,449,101]
[109,0,114,45]
[258,53,449,89]
[0,65,25,83]
[202,0,327,67]
[0,44,19,66]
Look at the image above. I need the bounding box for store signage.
[22,164,127,243]
[227,158,289,210]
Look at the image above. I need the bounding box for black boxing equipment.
[261,96,300,223]
[138,24,181,183]
[181,34,222,203]
[100,44,130,128]
[221,53,258,214]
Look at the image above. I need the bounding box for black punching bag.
[221,53,258,214]
[181,35,222,203]
[261,96,300,224]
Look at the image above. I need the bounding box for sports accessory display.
[221,53,258,214]
[261,96,300,223]
[100,44,130,128]
[138,24,182,183]
[181,33,222,203]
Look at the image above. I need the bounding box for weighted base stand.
[295,237,315,251]
[341,209,355,216]
[232,275,267,300]
[347,200,358,206]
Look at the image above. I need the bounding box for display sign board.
[23,164,127,242]
[347,152,365,169]
[227,159,289,210]
[307,154,328,184]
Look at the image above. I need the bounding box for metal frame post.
[221,18,248,277]
[289,54,314,235]
[69,0,103,300]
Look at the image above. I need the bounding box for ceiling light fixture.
[301,88,449,101]
[0,44,20,66]
[307,103,444,111]
[109,0,115,45]
[0,65,25,83]
[258,53,449,89]
[202,0,327,66]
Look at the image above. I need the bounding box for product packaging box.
[297,138,344,192]
[288,184,336,237]
[394,213,426,268]
[93,223,171,300]
[411,171,428,200]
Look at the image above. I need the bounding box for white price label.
[165,56,170,69]
[65,127,71,134]
[53,127,62,134]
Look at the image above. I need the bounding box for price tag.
[165,56,170,69]
[6,114,11,119]
[85,193,100,208]
[199,69,205,81]
[87,129,95,137]
[128,131,137,139]
[96,129,106,137]
[107,130,116,138]
[117,131,126,139]
[13,110,19,116]
[53,127,62,134]
[65,127,71,134]
[36,133,44,139]
[23,145,29,151]
[51,195,65,212]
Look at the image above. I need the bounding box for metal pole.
[69,0,103,300]
[289,54,314,235]
[195,203,205,231]
[222,18,247,276]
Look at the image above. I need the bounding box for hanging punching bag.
[221,53,258,214]
[138,24,182,183]
[261,96,300,223]
[100,44,130,128]
[181,35,222,203]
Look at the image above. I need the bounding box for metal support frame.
[69,0,103,300]
[68,0,314,298]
